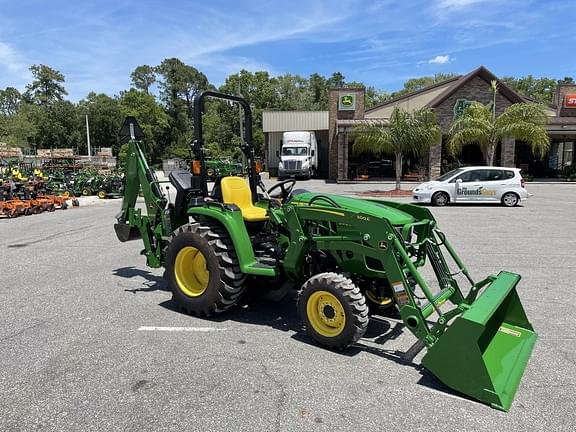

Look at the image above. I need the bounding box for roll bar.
[192,91,259,201]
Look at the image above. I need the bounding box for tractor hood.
[290,192,415,225]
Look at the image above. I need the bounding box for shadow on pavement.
[112,266,168,293]
[113,267,473,402]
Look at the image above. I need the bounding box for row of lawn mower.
[0,162,124,200]
[0,175,79,218]
[42,169,124,199]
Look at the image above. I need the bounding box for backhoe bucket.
[422,271,537,411]
[114,222,140,242]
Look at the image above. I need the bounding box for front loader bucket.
[422,271,537,411]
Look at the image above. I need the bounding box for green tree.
[130,65,156,94]
[448,85,549,165]
[30,100,82,149]
[0,102,38,148]
[274,74,308,110]
[0,87,22,115]
[501,75,557,105]
[327,72,345,88]
[25,64,68,105]
[306,73,328,109]
[77,93,122,155]
[392,73,457,98]
[219,70,279,155]
[353,107,440,190]
[119,89,170,159]
[156,58,211,116]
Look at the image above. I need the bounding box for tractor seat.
[220,176,268,222]
[169,170,193,215]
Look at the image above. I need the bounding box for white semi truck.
[278,131,318,180]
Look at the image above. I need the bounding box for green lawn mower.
[114,92,536,411]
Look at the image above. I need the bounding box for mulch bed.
[356,189,413,197]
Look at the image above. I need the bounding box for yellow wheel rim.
[306,290,346,337]
[98,191,106,199]
[174,246,209,297]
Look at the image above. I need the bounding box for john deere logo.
[341,95,353,106]
[339,94,356,110]
[453,98,472,118]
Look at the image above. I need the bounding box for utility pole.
[237,83,244,144]
[85,114,92,160]
[237,83,246,169]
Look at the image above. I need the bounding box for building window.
[549,141,574,169]
[563,142,573,167]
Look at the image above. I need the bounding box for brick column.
[501,137,515,167]
[428,136,442,180]
[337,129,348,180]
[328,87,365,181]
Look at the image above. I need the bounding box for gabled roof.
[427,65,525,107]
[365,76,461,113]
[365,65,528,116]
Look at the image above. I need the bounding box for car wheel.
[501,192,519,207]
[432,191,449,207]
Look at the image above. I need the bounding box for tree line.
[0,61,571,165]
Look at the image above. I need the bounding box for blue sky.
[0,0,574,101]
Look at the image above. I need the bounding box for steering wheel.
[266,179,296,201]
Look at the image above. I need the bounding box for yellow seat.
[220,176,268,222]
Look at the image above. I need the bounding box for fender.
[187,206,277,277]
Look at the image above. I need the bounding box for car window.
[485,169,504,181]
[437,168,465,182]
[455,169,485,182]
[504,170,515,179]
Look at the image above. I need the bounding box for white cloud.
[0,41,31,89]
[429,55,451,64]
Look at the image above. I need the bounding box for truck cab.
[278,131,317,180]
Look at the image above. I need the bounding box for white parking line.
[138,326,226,332]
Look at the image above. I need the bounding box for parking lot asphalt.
[1,181,575,432]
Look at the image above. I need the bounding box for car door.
[481,169,506,201]
[452,169,486,201]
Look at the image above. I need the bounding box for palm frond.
[496,103,550,158]
[351,123,392,156]
[448,102,493,156]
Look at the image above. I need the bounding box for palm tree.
[352,107,440,190]
[448,81,549,165]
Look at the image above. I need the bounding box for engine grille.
[284,160,302,170]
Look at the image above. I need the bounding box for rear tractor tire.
[298,272,369,350]
[165,222,246,316]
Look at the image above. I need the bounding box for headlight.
[278,161,283,169]
[302,160,310,169]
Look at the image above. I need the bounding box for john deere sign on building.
[338,93,356,110]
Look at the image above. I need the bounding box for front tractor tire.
[298,272,369,350]
[165,222,246,316]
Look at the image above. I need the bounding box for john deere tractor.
[115,91,536,411]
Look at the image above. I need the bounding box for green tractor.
[204,158,244,181]
[114,92,536,411]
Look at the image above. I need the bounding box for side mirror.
[456,178,463,183]
[311,150,315,156]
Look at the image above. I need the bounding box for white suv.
[413,166,529,207]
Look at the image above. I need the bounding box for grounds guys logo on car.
[457,185,496,196]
